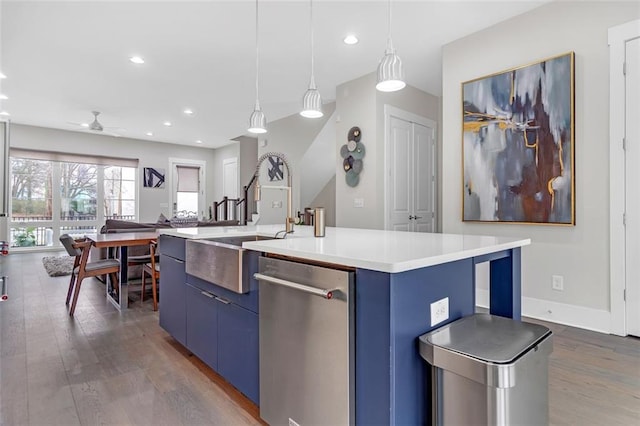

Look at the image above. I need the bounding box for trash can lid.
[420,314,551,364]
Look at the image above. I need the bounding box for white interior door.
[388,117,412,231]
[625,37,640,337]
[413,122,435,233]
[222,157,239,199]
[386,109,436,232]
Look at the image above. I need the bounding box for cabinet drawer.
[186,283,218,370]
[159,235,186,261]
[186,271,258,314]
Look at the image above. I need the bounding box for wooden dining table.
[87,231,159,310]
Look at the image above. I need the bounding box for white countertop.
[160,225,530,273]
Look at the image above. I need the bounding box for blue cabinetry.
[185,275,260,405]
[186,283,219,370]
[218,301,259,404]
[158,235,187,346]
[158,234,259,405]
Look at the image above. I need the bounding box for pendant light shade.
[248,0,267,134]
[248,102,267,134]
[300,0,323,118]
[376,0,405,92]
[301,79,323,118]
[376,48,405,92]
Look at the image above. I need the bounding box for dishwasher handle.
[254,272,337,300]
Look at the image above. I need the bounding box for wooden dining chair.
[60,234,121,316]
[141,240,160,311]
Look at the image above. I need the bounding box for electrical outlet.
[354,198,364,208]
[430,297,449,327]
[271,200,283,208]
[552,275,564,291]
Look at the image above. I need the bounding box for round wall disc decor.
[341,127,365,187]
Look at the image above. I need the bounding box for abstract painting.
[462,52,575,225]
[267,156,283,181]
[143,167,165,188]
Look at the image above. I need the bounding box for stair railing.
[213,174,258,225]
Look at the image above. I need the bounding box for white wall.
[257,102,336,226]
[10,124,218,223]
[335,73,378,228]
[441,1,640,331]
[311,175,336,227]
[237,136,258,195]
[335,73,439,229]
[211,143,239,203]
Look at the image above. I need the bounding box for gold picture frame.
[462,52,575,225]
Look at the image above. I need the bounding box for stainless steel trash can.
[419,313,553,426]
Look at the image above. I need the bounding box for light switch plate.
[354,198,364,208]
[430,297,449,327]
[272,200,283,208]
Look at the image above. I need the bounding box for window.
[175,165,200,215]
[104,166,136,220]
[9,153,138,249]
[60,162,97,221]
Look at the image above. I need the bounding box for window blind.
[177,166,200,192]
[9,148,139,168]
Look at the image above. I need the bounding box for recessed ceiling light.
[129,56,145,64]
[146,132,153,136]
[195,140,203,144]
[0,94,7,100]
[0,72,6,79]
[0,111,10,116]
[80,123,89,128]
[163,121,172,127]
[343,35,359,45]
[183,109,194,115]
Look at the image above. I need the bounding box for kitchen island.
[159,225,530,425]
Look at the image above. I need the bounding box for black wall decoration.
[340,126,365,187]
[267,156,284,181]
[143,167,165,188]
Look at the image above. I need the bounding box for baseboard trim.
[476,289,611,334]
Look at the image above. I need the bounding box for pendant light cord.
[255,0,260,107]
[387,0,394,52]
[309,0,316,88]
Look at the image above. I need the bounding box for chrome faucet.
[254,152,295,233]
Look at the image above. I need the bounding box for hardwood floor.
[1,252,262,426]
[1,252,639,425]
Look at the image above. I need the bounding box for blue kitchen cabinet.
[186,283,219,370]
[159,234,260,405]
[217,300,259,404]
[158,252,187,346]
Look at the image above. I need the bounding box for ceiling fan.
[68,111,124,137]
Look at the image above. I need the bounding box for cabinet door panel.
[186,284,218,370]
[218,302,259,404]
[159,235,186,261]
[159,254,187,346]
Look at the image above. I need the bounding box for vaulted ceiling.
[0,0,546,148]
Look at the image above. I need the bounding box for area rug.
[42,256,75,277]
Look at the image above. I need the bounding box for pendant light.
[376,0,405,92]
[300,0,323,118]
[248,0,267,134]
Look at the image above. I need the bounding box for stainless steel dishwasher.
[255,256,354,426]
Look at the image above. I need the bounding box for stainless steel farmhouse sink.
[185,235,275,294]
